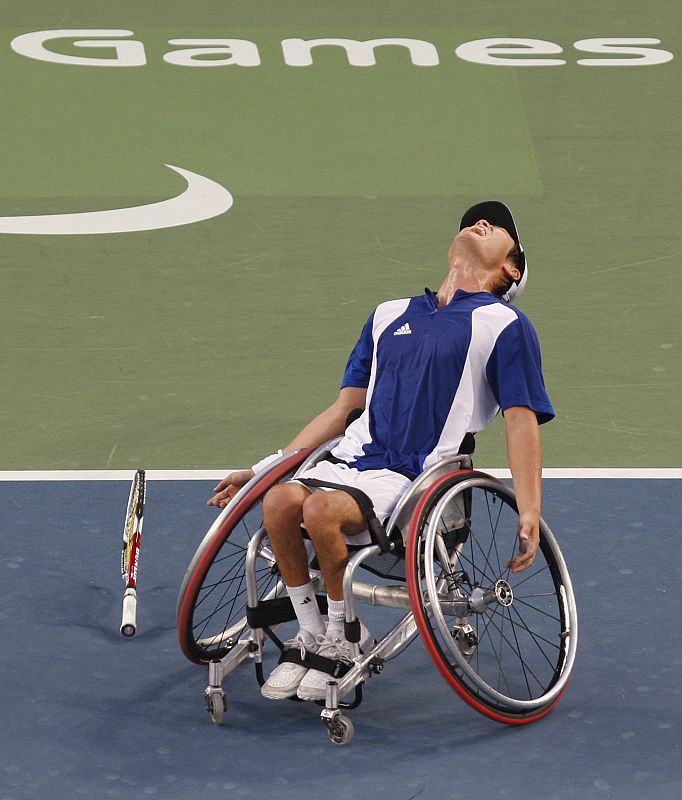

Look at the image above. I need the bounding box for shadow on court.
[1,480,679,800]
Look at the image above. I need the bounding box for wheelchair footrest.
[278,648,352,680]
[246,594,329,629]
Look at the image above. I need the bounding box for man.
[208,200,554,702]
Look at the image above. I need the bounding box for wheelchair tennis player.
[208,201,554,702]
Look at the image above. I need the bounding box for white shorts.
[291,460,412,546]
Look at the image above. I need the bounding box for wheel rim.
[409,474,578,719]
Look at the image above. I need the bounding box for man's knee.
[302,490,364,537]
[262,483,306,530]
[301,490,333,534]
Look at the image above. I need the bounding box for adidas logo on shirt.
[393,323,412,336]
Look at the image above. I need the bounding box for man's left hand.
[507,513,540,572]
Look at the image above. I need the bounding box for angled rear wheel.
[177,451,312,663]
[406,471,578,724]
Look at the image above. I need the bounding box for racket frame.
[120,469,146,637]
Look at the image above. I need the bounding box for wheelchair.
[176,438,578,745]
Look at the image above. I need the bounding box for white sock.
[326,598,345,636]
[287,582,325,637]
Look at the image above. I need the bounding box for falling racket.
[120,469,146,637]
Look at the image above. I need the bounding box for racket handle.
[120,587,137,637]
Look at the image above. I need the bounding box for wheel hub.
[494,580,513,607]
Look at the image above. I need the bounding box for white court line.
[0,470,229,481]
[0,468,680,481]
[486,468,682,479]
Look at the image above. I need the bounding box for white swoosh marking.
[0,165,233,235]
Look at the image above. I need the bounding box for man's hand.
[507,513,540,572]
[208,470,255,508]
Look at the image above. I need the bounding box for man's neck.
[436,265,494,307]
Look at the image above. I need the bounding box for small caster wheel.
[326,714,355,746]
[452,625,478,657]
[205,689,226,724]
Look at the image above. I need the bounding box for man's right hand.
[207,470,255,508]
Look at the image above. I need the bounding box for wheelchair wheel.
[177,450,312,664]
[406,470,578,724]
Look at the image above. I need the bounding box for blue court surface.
[1,478,680,800]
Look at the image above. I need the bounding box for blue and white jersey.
[331,289,554,479]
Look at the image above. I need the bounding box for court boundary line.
[0,468,680,481]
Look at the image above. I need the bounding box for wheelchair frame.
[177,439,578,745]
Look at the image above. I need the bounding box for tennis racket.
[120,469,146,637]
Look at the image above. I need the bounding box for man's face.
[450,219,517,270]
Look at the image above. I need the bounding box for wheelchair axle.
[447,579,516,656]
[467,580,514,613]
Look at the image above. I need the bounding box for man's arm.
[503,405,543,572]
[208,386,367,507]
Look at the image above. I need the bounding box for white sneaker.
[296,622,374,701]
[261,629,321,700]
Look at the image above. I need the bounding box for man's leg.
[300,489,366,600]
[262,482,314,585]
[262,482,327,635]
[260,482,326,699]
[296,490,374,700]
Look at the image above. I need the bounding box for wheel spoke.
[482,490,507,576]
[195,551,248,609]
[456,534,499,587]
[470,529,500,585]
[513,595,562,624]
[505,605,533,699]
[507,604,562,659]
[194,573,241,635]
[196,561,277,639]
[484,610,547,693]
[193,535,259,640]
[210,540,248,563]
[475,606,514,696]
[510,564,551,591]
